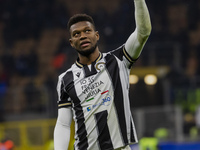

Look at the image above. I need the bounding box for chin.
[77,44,97,57]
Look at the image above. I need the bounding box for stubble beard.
[76,43,98,57]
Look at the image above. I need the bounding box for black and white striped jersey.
[56,45,138,150]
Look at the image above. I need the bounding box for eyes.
[72,29,92,38]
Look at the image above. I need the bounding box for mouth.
[80,41,90,48]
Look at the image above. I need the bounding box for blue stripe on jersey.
[105,54,129,145]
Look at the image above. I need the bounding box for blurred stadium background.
[0,0,200,149]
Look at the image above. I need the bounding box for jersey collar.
[75,52,103,68]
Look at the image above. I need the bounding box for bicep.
[125,29,149,60]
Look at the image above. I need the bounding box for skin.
[69,21,100,65]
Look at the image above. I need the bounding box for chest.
[73,62,113,104]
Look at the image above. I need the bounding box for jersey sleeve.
[110,45,138,69]
[56,74,72,109]
[54,107,72,149]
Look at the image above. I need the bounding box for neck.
[78,47,100,65]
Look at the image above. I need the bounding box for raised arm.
[54,107,72,150]
[125,0,151,60]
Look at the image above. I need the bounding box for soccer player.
[54,0,151,149]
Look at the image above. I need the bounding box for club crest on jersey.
[95,62,105,71]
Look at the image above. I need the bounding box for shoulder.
[58,68,72,80]
[103,44,136,69]
[108,44,124,55]
[103,44,125,61]
[58,64,76,82]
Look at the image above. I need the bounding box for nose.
[80,32,87,40]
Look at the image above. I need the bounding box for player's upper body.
[57,45,138,150]
[54,0,151,150]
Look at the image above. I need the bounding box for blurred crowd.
[0,0,200,124]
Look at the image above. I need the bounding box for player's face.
[69,21,99,56]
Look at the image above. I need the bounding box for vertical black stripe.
[60,81,70,100]
[63,71,88,150]
[130,119,135,142]
[105,54,128,145]
[110,45,124,61]
[95,110,113,150]
[58,81,72,108]
[83,64,97,77]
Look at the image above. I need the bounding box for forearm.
[54,121,71,150]
[134,0,151,37]
[125,0,151,59]
[54,108,72,150]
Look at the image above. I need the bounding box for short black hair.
[67,14,96,31]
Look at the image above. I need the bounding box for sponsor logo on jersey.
[87,94,112,112]
[76,72,81,78]
[87,107,91,111]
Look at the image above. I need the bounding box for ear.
[69,38,74,48]
[95,31,100,41]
